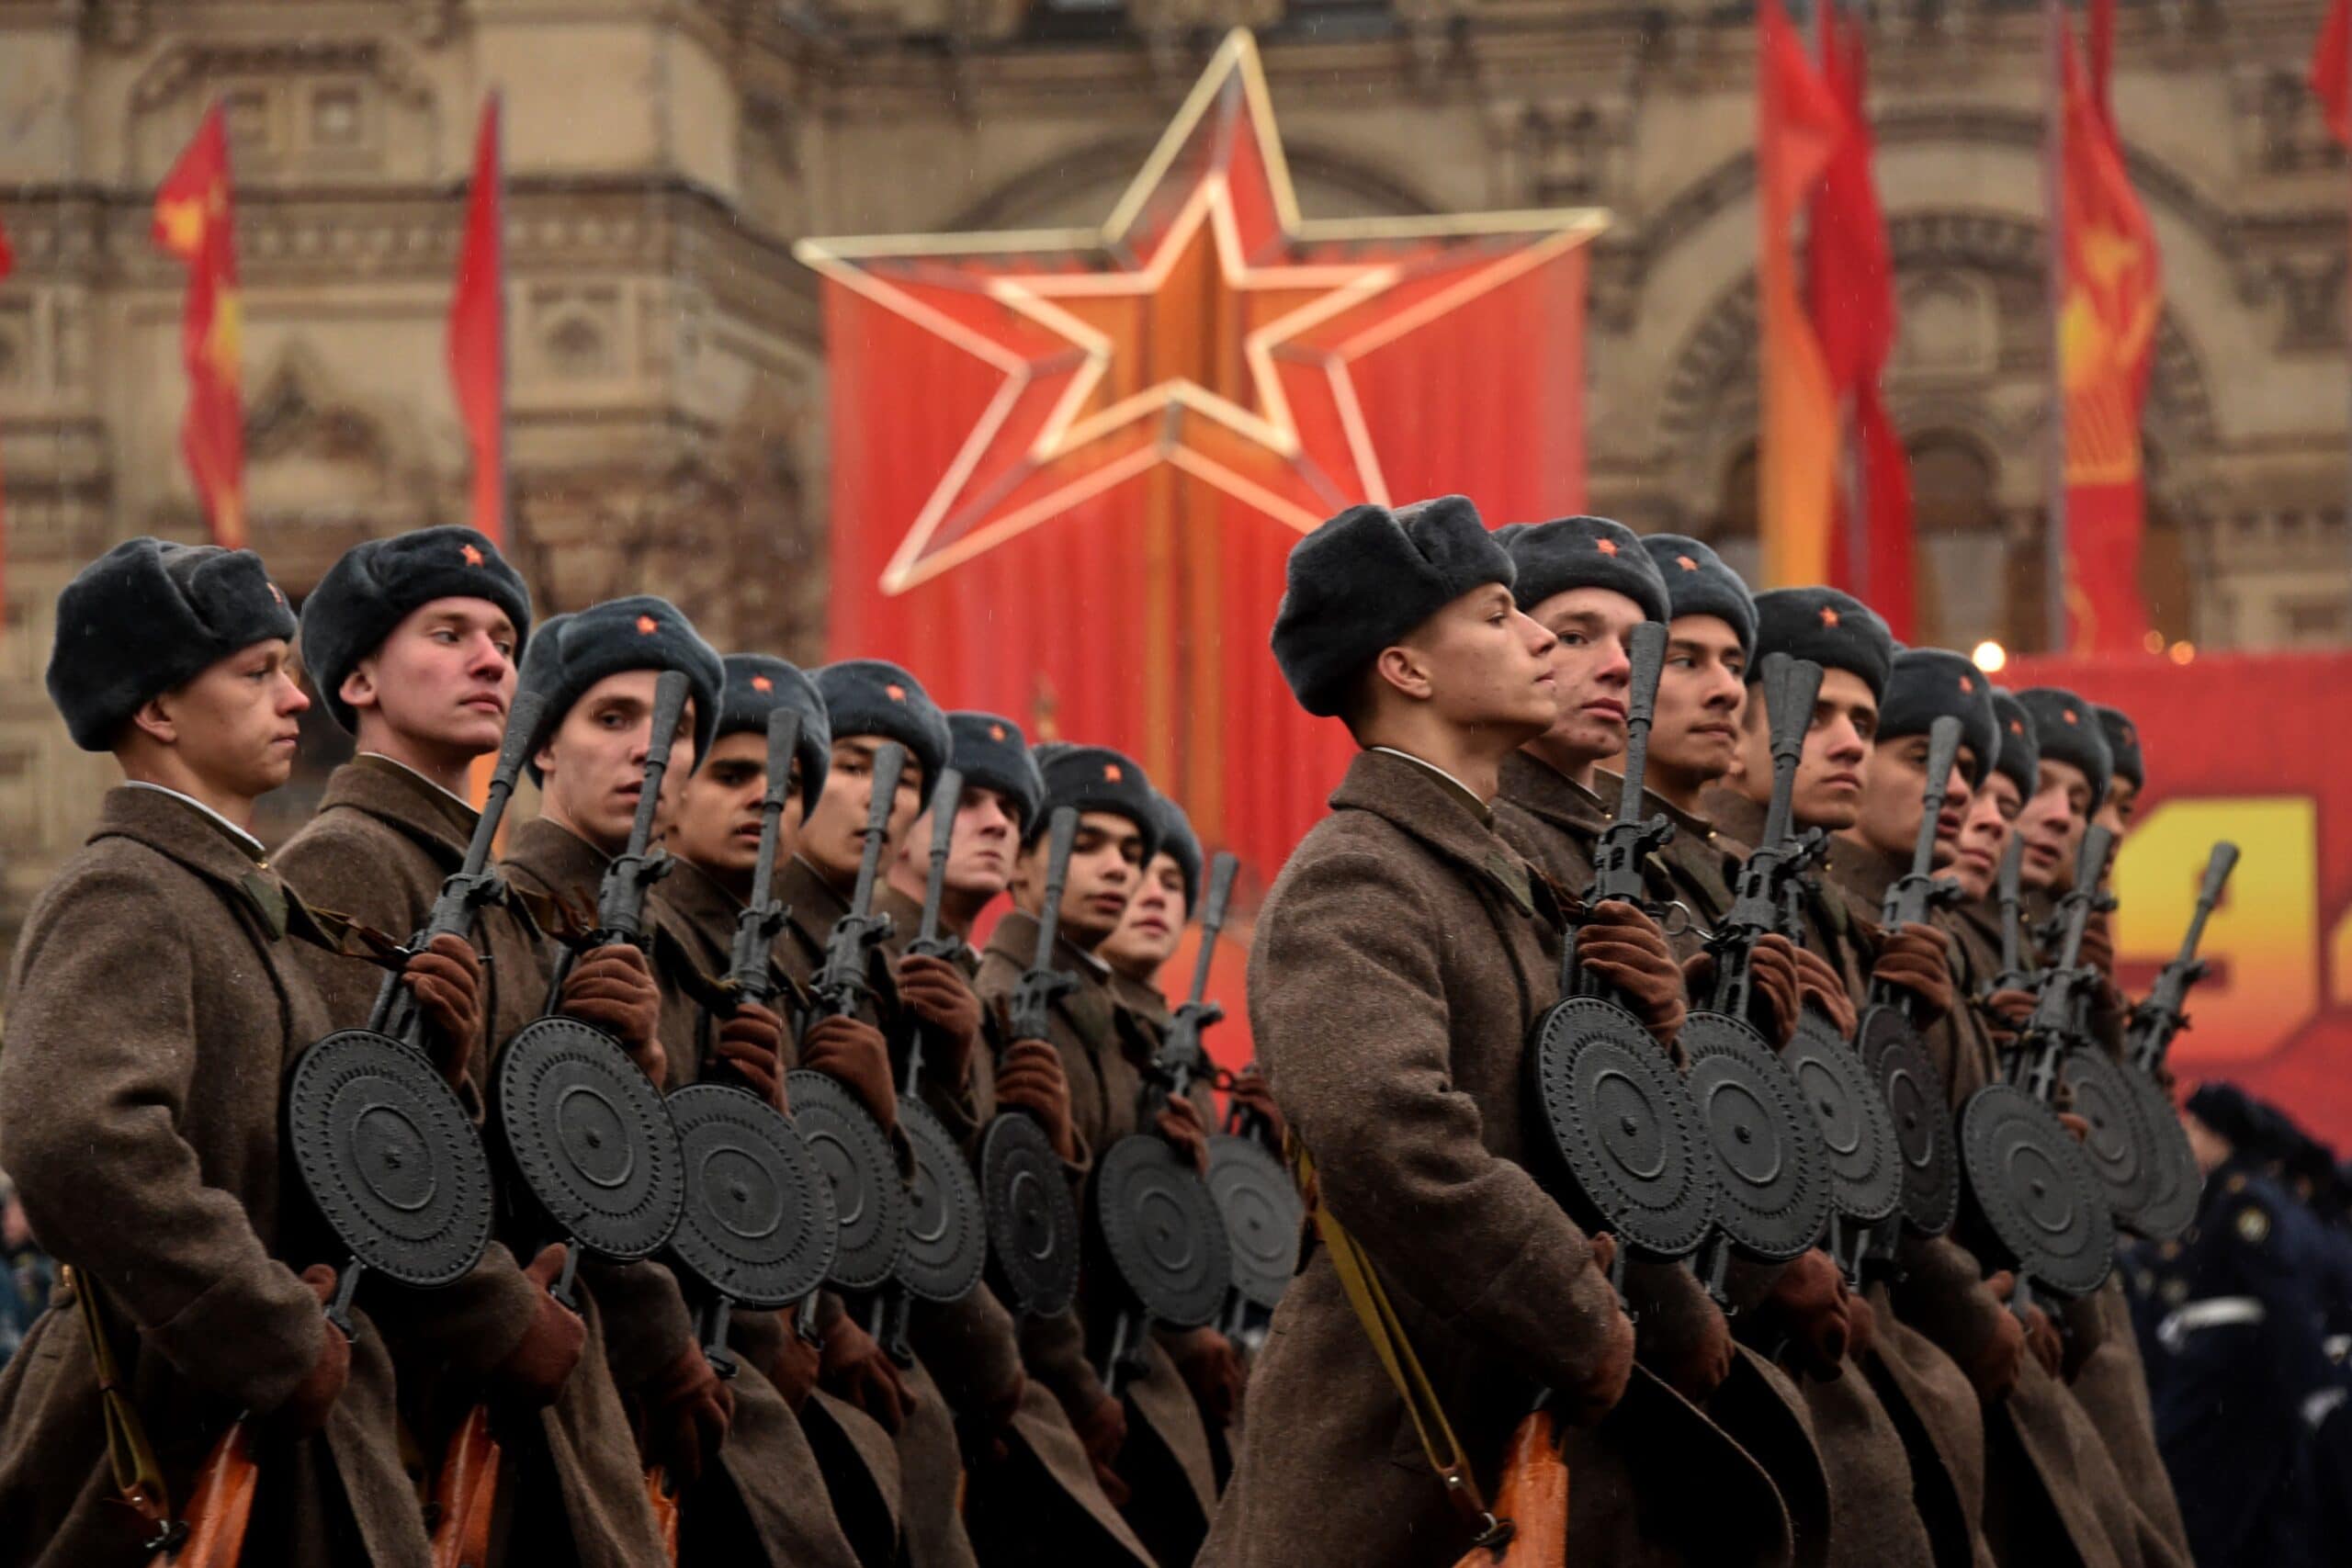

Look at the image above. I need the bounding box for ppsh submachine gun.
[977,806,1086,1322]
[2116,841,2239,1242]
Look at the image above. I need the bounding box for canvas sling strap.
[67,1264,180,1547]
[1293,1144,1514,1553]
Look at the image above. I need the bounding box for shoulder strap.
[1293,1145,1512,1551]
[68,1265,178,1543]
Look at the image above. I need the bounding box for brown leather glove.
[560,944,666,1083]
[492,1245,586,1409]
[763,1303,822,1413]
[1791,945,1859,1038]
[1871,923,1956,1027]
[2020,1304,2064,1381]
[267,1265,352,1437]
[638,1346,733,1488]
[1981,987,2038,1051]
[1685,937,1802,1049]
[819,1314,912,1435]
[1577,900,1687,1048]
[798,1015,897,1136]
[2057,1111,2091,1144]
[1564,1233,1637,1425]
[1073,1392,1131,1507]
[1166,1325,1245,1428]
[1227,1066,1286,1148]
[1625,1259,1735,1406]
[403,933,485,1089]
[895,954,983,1091]
[996,1038,1075,1160]
[713,1001,786,1109]
[1967,1272,2029,1403]
[1155,1093,1210,1175]
[1753,1250,1850,1381]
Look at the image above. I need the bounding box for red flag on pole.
[449,95,506,547]
[2054,6,2159,654]
[2313,0,2352,146]
[1757,0,1849,590]
[152,106,246,548]
[1806,4,1916,640]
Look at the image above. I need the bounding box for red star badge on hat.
[794,30,1603,594]
[886,682,908,704]
[752,674,774,693]
[989,722,1008,741]
[636,615,659,636]
[2063,708,2080,725]
[267,581,285,607]
[1959,674,1974,694]
[2010,718,2026,737]
[1594,537,1619,557]
[460,543,484,568]
[1103,762,1124,783]
[1676,555,1698,572]
[1819,606,1840,628]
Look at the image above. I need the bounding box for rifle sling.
[67,1265,178,1537]
[1293,1145,1504,1542]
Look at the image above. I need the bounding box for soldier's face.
[342,596,518,759]
[2016,759,2093,890]
[144,637,310,801]
[1380,582,1557,740]
[941,785,1022,899]
[802,735,925,888]
[535,670,698,856]
[1100,852,1189,980]
[1739,667,1877,829]
[1649,616,1748,784]
[1017,810,1145,949]
[1522,587,1648,765]
[670,729,802,886]
[1950,773,2022,901]
[1850,730,1974,864]
[2093,774,2139,844]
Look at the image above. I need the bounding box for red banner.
[449,95,505,547]
[2011,651,2352,1147]
[801,30,1595,889]
[153,105,246,548]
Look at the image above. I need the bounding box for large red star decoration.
[799,29,1603,974]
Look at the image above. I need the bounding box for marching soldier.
[276,527,664,1566]
[1828,647,2175,1568]
[1204,497,1781,1568]
[973,743,1224,1567]
[494,598,743,1510]
[1713,590,2007,1568]
[0,539,457,1564]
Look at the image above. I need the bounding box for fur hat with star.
[299,525,534,733]
[1502,515,1670,624]
[811,660,952,802]
[946,712,1045,833]
[1748,588,1894,702]
[2096,705,2145,792]
[2016,687,2113,809]
[517,596,724,781]
[51,536,299,751]
[1988,689,2041,800]
[1638,534,1756,661]
[715,654,831,818]
[1029,744,1164,863]
[1877,649,1998,789]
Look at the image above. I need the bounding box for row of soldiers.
[1218,498,2204,1568]
[0,524,1269,1566]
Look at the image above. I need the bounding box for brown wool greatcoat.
[1703,789,2000,1568]
[276,756,672,1568]
[1502,759,1843,1568]
[1946,902,2192,1568]
[0,786,430,1568]
[770,852,980,1568]
[1201,750,1792,1568]
[971,905,1222,1565]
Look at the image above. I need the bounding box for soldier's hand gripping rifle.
[1095,853,1240,1394]
[975,806,1088,1322]
[2125,841,2239,1077]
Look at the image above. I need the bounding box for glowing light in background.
[1972,639,2007,673]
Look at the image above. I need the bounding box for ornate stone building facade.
[0,0,2344,931]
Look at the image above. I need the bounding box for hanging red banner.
[797,28,1600,891]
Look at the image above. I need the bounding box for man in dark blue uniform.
[2152,1083,2333,1567]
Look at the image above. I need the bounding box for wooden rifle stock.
[153,1422,257,1568]
[645,1465,681,1563]
[429,1405,500,1568]
[1450,1407,1566,1568]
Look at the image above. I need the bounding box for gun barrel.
[916,767,963,951]
[1907,717,1964,882]
[1033,807,1080,965]
[2052,826,2116,974]
[1996,832,2027,978]
[1758,657,1824,857]
[1612,622,1669,822]
[628,672,691,864]
[1185,852,1240,1009]
[846,742,908,922]
[2177,840,2239,964]
[723,710,801,998]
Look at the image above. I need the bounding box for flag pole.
[2043,0,2071,654]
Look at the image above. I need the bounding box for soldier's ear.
[128,692,180,748]
[339,658,379,716]
[1372,643,1434,705]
